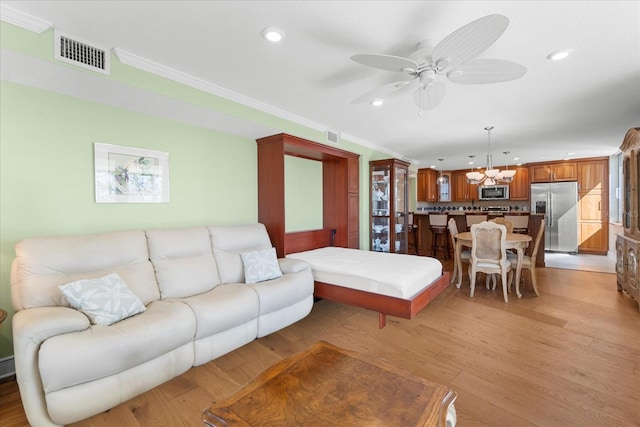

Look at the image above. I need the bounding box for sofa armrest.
[278,258,310,275]
[13,307,90,427]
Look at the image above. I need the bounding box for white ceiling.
[3,0,639,170]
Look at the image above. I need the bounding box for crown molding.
[113,48,326,133]
[340,132,418,164]
[0,4,52,33]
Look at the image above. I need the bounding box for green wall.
[0,81,259,357]
[0,20,391,359]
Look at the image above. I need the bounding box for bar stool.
[505,214,529,234]
[408,212,419,255]
[429,214,450,260]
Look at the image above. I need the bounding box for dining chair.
[469,221,512,303]
[448,218,470,285]
[504,214,529,234]
[490,217,514,233]
[507,219,545,296]
[465,213,488,231]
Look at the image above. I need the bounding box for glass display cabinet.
[370,158,409,253]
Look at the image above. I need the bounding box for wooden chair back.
[470,221,508,266]
[490,217,514,233]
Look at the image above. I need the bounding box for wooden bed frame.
[286,229,451,328]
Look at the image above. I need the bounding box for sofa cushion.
[247,269,314,315]
[209,224,273,284]
[182,284,259,339]
[38,300,195,393]
[58,272,146,325]
[12,230,159,310]
[241,247,282,284]
[146,227,221,299]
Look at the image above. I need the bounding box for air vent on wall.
[54,30,110,74]
[326,130,339,144]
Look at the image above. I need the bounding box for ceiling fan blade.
[412,82,446,110]
[447,59,527,84]
[351,53,418,73]
[432,14,509,71]
[351,80,413,104]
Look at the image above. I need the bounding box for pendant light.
[466,126,516,185]
[437,158,446,183]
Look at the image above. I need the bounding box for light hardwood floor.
[1,260,638,427]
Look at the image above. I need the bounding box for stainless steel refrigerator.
[530,182,578,253]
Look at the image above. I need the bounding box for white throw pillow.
[59,272,146,326]
[240,247,283,284]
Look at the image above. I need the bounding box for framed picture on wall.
[94,143,169,203]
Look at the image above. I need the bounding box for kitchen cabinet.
[577,158,609,254]
[530,161,577,182]
[508,166,529,200]
[452,171,479,201]
[371,158,409,253]
[417,168,438,202]
[438,172,452,202]
[617,127,640,310]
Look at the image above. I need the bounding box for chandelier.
[466,126,516,185]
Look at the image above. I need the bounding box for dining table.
[454,231,532,298]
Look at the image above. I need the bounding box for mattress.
[286,247,443,300]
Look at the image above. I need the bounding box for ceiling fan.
[350,14,527,111]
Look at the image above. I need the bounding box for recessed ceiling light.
[566,152,574,155]
[468,161,474,165]
[547,48,574,61]
[370,99,383,107]
[430,165,436,169]
[262,26,285,42]
[513,157,520,161]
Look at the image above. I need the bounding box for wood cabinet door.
[509,166,529,200]
[579,222,607,253]
[452,171,470,201]
[553,162,578,181]
[417,170,428,202]
[425,168,438,202]
[579,192,606,221]
[530,164,552,182]
[578,159,607,192]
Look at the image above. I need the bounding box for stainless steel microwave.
[479,185,509,200]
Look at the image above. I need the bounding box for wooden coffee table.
[202,341,457,426]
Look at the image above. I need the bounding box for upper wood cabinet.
[507,166,529,200]
[452,171,479,201]
[417,168,438,202]
[578,159,608,192]
[530,161,577,182]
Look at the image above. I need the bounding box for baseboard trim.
[0,356,16,379]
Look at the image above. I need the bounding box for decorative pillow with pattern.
[59,272,146,326]
[240,247,283,284]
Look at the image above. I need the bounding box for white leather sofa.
[10,223,314,427]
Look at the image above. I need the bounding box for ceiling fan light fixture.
[446,70,464,80]
[547,48,573,61]
[261,26,285,42]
